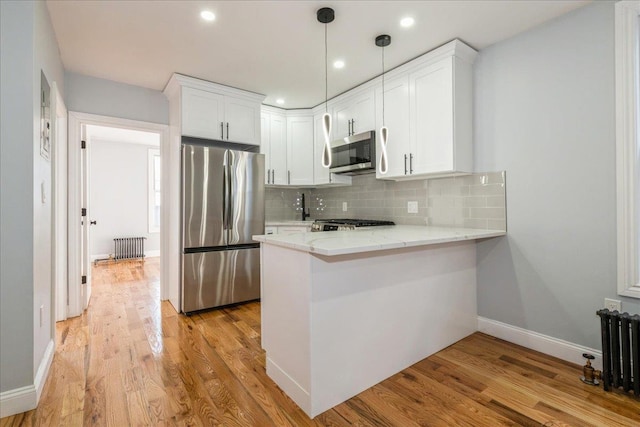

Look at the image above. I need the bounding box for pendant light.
[376,34,391,175]
[317,7,334,168]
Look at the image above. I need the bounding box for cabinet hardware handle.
[271,169,275,184]
[351,119,355,135]
[410,153,414,174]
[226,122,229,140]
[348,119,351,136]
[404,154,408,175]
[267,169,270,184]
[288,170,291,185]
[220,122,224,139]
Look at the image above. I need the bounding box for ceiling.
[47,1,590,109]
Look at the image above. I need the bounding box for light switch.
[342,202,348,212]
[407,201,418,214]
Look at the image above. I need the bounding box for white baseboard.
[477,316,602,371]
[91,250,160,262]
[35,339,55,401]
[0,385,36,418]
[0,339,54,418]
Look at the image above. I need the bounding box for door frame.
[67,112,169,317]
[51,83,68,322]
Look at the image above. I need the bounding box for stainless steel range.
[311,219,395,232]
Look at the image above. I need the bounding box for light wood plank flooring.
[2,258,639,426]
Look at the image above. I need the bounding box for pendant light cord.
[381,45,385,126]
[325,23,328,113]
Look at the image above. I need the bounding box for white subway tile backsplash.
[265,171,507,231]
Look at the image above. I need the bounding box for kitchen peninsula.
[254,226,505,417]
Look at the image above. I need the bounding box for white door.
[80,125,92,309]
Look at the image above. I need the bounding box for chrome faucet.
[301,193,311,221]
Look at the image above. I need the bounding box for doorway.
[67,112,169,319]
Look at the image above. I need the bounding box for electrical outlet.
[342,202,348,212]
[407,201,418,214]
[40,305,44,327]
[604,298,621,312]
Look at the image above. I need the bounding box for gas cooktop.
[311,219,395,232]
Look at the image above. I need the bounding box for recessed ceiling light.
[200,10,215,22]
[276,98,285,105]
[400,17,415,28]
[333,60,345,69]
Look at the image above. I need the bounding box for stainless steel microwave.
[329,130,376,175]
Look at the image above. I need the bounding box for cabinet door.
[286,115,314,186]
[182,87,225,140]
[376,76,410,179]
[351,89,376,135]
[278,226,310,234]
[224,96,261,145]
[269,113,288,185]
[409,57,454,175]
[260,112,271,184]
[332,100,353,140]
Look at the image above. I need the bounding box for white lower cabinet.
[264,225,311,234]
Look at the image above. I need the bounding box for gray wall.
[474,1,639,350]
[65,71,169,124]
[1,0,65,393]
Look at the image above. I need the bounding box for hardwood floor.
[2,258,639,426]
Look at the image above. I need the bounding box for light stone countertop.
[253,225,505,256]
[265,220,314,227]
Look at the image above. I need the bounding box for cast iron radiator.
[114,237,146,261]
[596,309,640,396]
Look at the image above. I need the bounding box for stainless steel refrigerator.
[181,141,264,313]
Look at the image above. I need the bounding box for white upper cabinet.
[377,40,476,180]
[332,88,376,140]
[375,75,410,179]
[261,110,287,185]
[410,58,456,175]
[182,87,225,140]
[224,96,261,145]
[286,115,314,186]
[166,74,264,145]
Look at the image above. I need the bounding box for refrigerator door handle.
[226,150,234,241]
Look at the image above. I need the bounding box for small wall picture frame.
[40,71,51,161]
